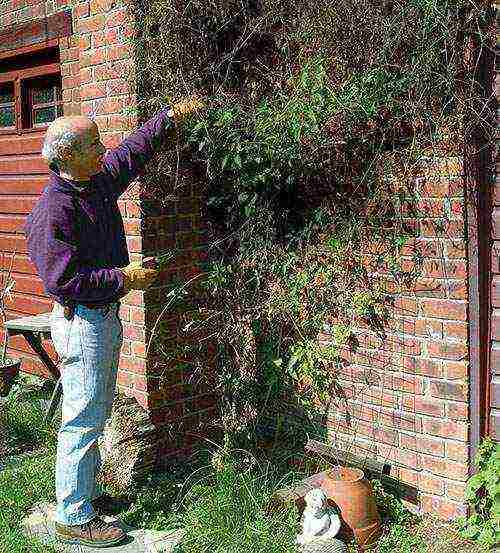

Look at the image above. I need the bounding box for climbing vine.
[127,0,495,448]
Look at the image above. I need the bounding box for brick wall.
[321,157,471,520]
[1,0,214,463]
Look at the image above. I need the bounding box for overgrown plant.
[458,438,500,550]
[127,0,495,450]
[168,454,300,553]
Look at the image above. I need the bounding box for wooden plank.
[4,312,51,333]
[492,277,500,308]
[493,209,500,240]
[5,291,52,313]
[0,330,56,359]
[0,177,47,196]
[0,254,36,275]
[0,214,29,233]
[491,345,500,376]
[490,411,500,440]
[0,135,44,156]
[5,272,46,296]
[0,234,28,254]
[0,12,72,55]
[491,378,500,409]
[0,196,37,215]
[0,155,48,175]
[492,312,500,341]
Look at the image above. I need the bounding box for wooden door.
[0,44,62,377]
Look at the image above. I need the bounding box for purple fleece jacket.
[24,108,173,308]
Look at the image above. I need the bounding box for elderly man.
[24,99,202,548]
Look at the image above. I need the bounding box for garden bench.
[4,311,62,422]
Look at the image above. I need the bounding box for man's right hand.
[119,261,159,293]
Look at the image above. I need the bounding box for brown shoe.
[55,516,127,548]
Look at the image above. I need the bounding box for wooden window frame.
[0,62,62,136]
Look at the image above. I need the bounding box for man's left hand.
[171,97,205,122]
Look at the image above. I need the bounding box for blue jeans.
[50,301,123,526]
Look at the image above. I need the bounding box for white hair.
[42,129,83,169]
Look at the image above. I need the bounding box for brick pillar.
[323,156,471,520]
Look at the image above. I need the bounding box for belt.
[56,301,118,321]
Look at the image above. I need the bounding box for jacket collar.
[49,168,96,196]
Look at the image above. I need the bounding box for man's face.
[66,123,107,179]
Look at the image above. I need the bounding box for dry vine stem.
[126,0,495,458]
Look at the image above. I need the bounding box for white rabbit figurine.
[296,488,342,546]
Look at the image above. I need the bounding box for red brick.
[119,355,146,374]
[131,341,146,357]
[448,178,465,197]
[446,481,467,501]
[446,401,469,421]
[413,278,447,298]
[414,318,443,339]
[445,241,467,259]
[421,455,468,480]
[443,321,468,341]
[122,290,144,307]
[116,370,134,388]
[134,376,148,392]
[78,14,105,33]
[421,220,464,239]
[105,7,129,26]
[79,34,92,50]
[420,495,467,520]
[80,83,107,100]
[377,444,420,469]
[446,441,469,463]
[403,396,446,417]
[120,340,131,355]
[445,361,469,379]
[106,78,130,96]
[79,68,93,85]
[60,47,80,63]
[419,474,446,495]
[80,47,107,67]
[90,0,117,13]
[427,340,468,361]
[392,297,418,316]
[108,44,132,61]
[417,178,449,197]
[404,357,443,378]
[73,2,90,18]
[126,236,142,253]
[401,239,442,257]
[429,380,467,401]
[422,418,468,440]
[421,299,467,321]
[130,306,145,324]
[448,280,468,300]
[122,323,146,341]
[400,434,445,457]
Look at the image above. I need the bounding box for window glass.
[33,106,56,126]
[0,83,15,129]
[0,106,15,127]
[23,74,62,129]
[0,83,14,104]
[32,86,55,105]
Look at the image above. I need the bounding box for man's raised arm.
[103,99,204,197]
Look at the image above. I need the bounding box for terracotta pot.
[321,466,382,550]
[0,357,21,397]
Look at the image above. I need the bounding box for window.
[0,83,15,129]
[0,47,62,133]
[23,75,63,128]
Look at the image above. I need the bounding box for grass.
[0,374,59,553]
